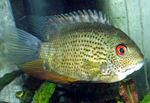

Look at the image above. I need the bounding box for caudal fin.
[1,28,41,64]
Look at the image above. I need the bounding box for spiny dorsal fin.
[50,9,110,25]
[44,10,110,41]
[17,10,111,41]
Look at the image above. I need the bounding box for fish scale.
[40,24,110,81]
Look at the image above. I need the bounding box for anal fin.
[19,59,78,84]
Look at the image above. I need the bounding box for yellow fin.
[19,59,78,84]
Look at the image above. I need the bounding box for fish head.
[97,29,144,83]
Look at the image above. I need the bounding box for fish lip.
[120,60,144,72]
[135,60,144,70]
[128,60,144,71]
[116,60,144,81]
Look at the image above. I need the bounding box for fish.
[4,10,144,83]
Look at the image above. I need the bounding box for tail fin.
[1,28,41,64]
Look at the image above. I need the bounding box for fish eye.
[116,44,127,56]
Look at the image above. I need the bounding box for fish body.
[5,10,144,83]
[39,22,143,83]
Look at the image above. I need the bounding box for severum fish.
[5,10,144,83]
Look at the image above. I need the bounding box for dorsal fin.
[50,9,110,25]
[17,10,111,41]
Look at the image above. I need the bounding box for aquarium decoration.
[119,79,138,103]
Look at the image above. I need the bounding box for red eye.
[116,44,127,56]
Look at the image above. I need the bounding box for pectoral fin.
[19,59,78,84]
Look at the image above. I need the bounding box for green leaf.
[32,82,56,103]
[0,70,23,91]
[140,93,150,103]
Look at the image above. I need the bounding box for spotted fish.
[5,10,144,83]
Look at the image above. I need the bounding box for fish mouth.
[116,60,144,81]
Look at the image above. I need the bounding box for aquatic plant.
[0,70,23,91]
[32,82,56,103]
[16,89,33,103]
[140,93,150,103]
